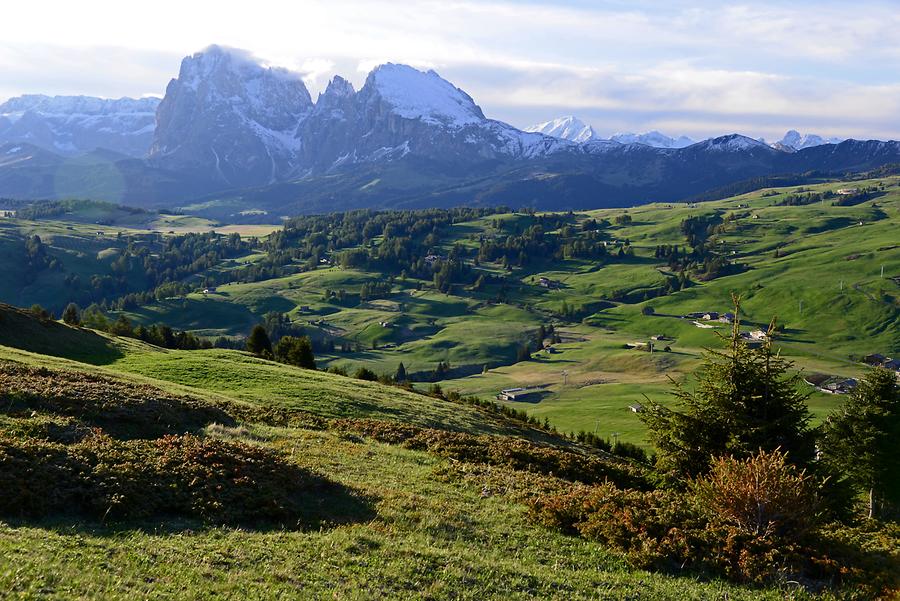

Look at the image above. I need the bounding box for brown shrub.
[0,431,345,526]
[333,418,649,490]
[693,448,820,540]
[0,363,233,438]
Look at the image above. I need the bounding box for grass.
[2,176,897,447]
[0,310,890,599]
[0,427,804,600]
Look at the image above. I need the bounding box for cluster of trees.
[23,235,58,284]
[27,229,253,313]
[653,213,741,281]
[641,300,899,519]
[774,185,879,208]
[245,324,317,370]
[476,218,610,268]
[776,189,835,206]
[60,303,213,350]
[13,199,149,221]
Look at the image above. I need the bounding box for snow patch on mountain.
[696,134,772,152]
[366,63,485,128]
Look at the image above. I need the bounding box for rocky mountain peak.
[527,116,597,143]
[149,46,314,186]
[361,63,486,128]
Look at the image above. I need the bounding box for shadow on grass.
[2,483,378,535]
[0,305,124,365]
[0,467,378,535]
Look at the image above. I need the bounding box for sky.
[1,0,899,141]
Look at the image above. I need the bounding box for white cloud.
[1,0,898,140]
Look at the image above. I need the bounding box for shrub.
[62,303,81,326]
[333,419,649,490]
[692,449,821,540]
[0,432,339,526]
[0,363,233,438]
[353,367,378,381]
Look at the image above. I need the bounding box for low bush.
[692,449,820,540]
[529,449,897,593]
[0,431,341,526]
[333,419,649,490]
[0,363,233,438]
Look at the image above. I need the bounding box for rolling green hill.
[1,310,895,598]
[1,176,898,449]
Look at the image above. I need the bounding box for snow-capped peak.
[321,76,355,99]
[0,94,159,117]
[180,45,306,91]
[610,131,694,148]
[364,63,485,128]
[696,134,772,152]
[776,129,843,150]
[526,116,597,143]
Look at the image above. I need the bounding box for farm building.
[538,277,560,289]
[497,388,539,402]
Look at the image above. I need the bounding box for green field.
[1,177,898,448]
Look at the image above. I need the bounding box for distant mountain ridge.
[0,45,898,217]
[773,129,844,150]
[0,94,159,157]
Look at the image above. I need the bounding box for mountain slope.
[148,45,314,188]
[527,116,597,143]
[0,94,159,158]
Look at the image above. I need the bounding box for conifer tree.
[640,296,813,479]
[246,324,272,357]
[395,362,407,382]
[820,367,900,518]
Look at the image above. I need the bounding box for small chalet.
[863,353,887,366]
[538,277,560,289]
[497,388,537,402]
[202,287,217,294]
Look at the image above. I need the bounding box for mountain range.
[526,116,695,148]
[0,45,897,219]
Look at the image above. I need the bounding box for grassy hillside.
[0,303,122,364]
[2,314,894,599]
[2,177,898,447]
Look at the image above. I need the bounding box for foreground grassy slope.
[1,323,872,599]
[0,428,811,600]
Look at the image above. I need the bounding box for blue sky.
[1,0,898,140]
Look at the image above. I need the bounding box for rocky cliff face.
[148,45,313,187]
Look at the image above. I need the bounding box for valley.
[3,175,897,449]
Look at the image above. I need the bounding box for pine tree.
[395,362,407,382]
[62,303,81,326]
[820,368,900,518]
[274,335,316,369]
[640,297,813,480]
[246,325,272,357]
